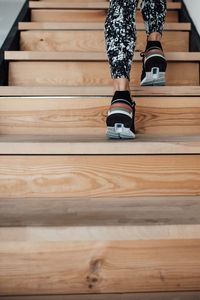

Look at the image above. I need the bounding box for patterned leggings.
[104,0,167,80]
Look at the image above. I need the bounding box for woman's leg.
[140,0,167,85]
[104,0,138,139]
[104,0,139,92]
[141,0,167,38]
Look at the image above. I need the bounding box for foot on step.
[140,41,167,86]
[106,90,136,139]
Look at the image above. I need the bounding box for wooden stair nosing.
[5,51,200,61]
[0,86,200,97]
[0,135,200,155]
[18,22,191,31]
[1,225,200,241]
[2,291,200,300]
[1,196,200,227]
[28,1,182,10]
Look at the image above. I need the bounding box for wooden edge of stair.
[28,1,182,9]
[1,225,200,241]
[4,51,200,61]
[1,291,200,300]
[0,134,200,155]
[0,86,200,97]
[18,22,191,31]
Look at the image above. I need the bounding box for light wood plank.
[0,196,200,226]
[31,9,178,23]
[0,97,200,136]
[18,22,191,31]
[20,30,189,52]
[30,10,177,23]
[0,155,200,197]
[0,240,200,295]
[29,1,182,9]
[8,61,200,86]
[1,86,200,96]
[1,226,200,241]
[5,51,200,61]
[1,135,200,154]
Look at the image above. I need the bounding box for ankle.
[113,78,130,92]
[148,32,162,42]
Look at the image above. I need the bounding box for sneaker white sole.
[106,123,135,139]
[140,67,166,86]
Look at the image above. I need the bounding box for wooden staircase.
[0,0,200,298]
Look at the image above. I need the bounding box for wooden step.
[28,2,182,9]
[1,236,200,295]
[19,22,191,31]
[1,86,200,96]
[0,196,200,226]
[0,96,200,136]
[1,135,200,154]
[2,292,200,300]
[30,9,178,23]
[8,59,200,86]
[20,29,189,52]
[6,51,200,61]
[0,154,200,197]
[1,225,200,242]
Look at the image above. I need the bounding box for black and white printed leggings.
[104,0,167,80]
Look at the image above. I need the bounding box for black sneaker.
[140,46,167,86]
[106,91,136,139]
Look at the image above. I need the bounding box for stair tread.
[1,86,200,96]
[5,51,200,61]
[29,1,182,9]
[0,134,200,154]
[19,22,191,31]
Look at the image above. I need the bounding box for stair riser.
[8,62,199,86]
[20,31,189,52]
[0,155,200,198]
[0,197,200,227]
[0,240,200,295]
[0,97,200,136]
[31,10,178,23]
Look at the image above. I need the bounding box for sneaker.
[106,91,136,139]
[140,46,167,86]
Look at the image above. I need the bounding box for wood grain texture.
[28,1,181,9]
[0,240,200,295]
[8,61,199,86]
[0,196,200,227]
[1,135,200,154]
[6,51,200,61]
[18,22,191,31]
[0,155,200,197]
[30,9,178,23]
[1,225,200,241]
[0,97,200,136]
[1,292,200,300]
[0,86,200,96]
[20,30,189,52]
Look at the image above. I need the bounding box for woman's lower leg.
[104,0,138,92]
